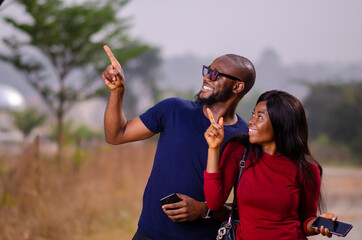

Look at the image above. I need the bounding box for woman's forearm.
[206,147,221,173]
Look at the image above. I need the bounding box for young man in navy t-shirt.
[102,45,256,240]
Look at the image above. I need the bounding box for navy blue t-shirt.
[138,98,248,240]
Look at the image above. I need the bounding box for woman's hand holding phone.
[308,212,353,237]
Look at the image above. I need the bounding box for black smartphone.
[160,193,182,205]
[311,216,353,237]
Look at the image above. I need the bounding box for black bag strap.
[228,148,247,223]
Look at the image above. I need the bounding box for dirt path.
[309,166,362,239]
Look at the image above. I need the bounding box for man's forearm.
[104,88,127,144]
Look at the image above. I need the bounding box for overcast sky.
[121,0,362,65]
[1,0,362,65]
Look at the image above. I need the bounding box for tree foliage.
[11,108,46,138]
[303,82,362,159]
[0,0,151,156]
[48,119,102,145]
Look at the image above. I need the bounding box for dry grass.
[0,140,155,240]
[1,140,361,240]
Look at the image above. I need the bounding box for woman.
[204,90,336,239]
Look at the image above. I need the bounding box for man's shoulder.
[160,97,193,104]
[157,97,198,109]
[235,114,248,126]
[224,114,248,134]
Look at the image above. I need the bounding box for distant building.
[0,84,25,154]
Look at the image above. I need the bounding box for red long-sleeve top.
[204,142,321,240]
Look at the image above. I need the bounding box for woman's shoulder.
[224,140,246,155]
[307,160,321,176]
[295,159,321,185]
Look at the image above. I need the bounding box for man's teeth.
[203,85,212,90]
[249,129,257,133]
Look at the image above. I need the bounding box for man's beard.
[194,85,234,106]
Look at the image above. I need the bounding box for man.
[102,45,256,240]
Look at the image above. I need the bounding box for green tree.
[303,82,362,160]
[11,108,46,138]
[0,0,149,158]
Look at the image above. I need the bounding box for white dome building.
[0,84,25,153]
[0,83,26,110]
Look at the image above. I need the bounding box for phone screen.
[160,193,182,205]
[311,217,353,237]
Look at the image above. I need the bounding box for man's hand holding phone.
[160,193,182,206]
[160,193,208,222]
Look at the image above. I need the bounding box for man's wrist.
[202,202,212,219]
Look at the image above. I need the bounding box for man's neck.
[202,101,238,125]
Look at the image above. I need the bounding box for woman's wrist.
[207,147,220,160]
[208,146,220,151]
[307,217,318,234]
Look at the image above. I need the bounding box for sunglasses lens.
[210,70,218,81]
[202,66,209,76]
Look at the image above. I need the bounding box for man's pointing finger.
[103,45,121,69]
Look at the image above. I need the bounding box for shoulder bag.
[216,149,247,240]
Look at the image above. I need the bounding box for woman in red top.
[204,90,336,240]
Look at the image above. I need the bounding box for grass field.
[0,141,361,240]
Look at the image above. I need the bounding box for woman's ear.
[233,81,245,94]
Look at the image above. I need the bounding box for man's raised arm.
[102,45,154,144]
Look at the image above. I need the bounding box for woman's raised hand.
[204,108,224,149]
[101,45,125,91]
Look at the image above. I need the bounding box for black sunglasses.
[202,65,242,82]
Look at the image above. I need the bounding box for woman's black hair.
[225,90,324,212]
